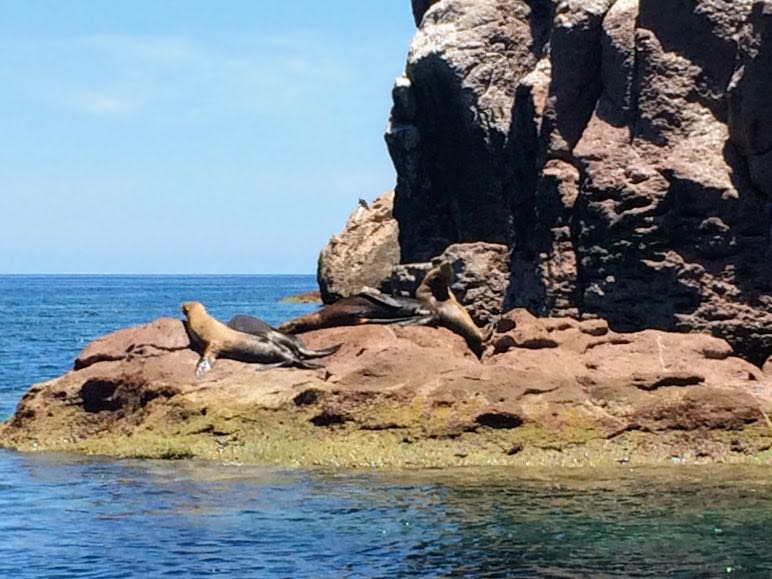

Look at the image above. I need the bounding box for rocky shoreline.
[2,0,771,467]
[2,311,770,468]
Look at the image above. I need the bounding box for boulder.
[74,318,190,370]
[317,191,400,304]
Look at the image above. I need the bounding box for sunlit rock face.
[317,191,400,304]
[3,314,771,466]
[387,0,772,364]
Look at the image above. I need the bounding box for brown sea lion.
[416,262,490,356]
[181,302,337,377]
[279,289,431,334]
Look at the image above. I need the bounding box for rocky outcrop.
[387,0,772,364]
[2,317,771,467]
[74,318,189,370]
[317,191,400,304]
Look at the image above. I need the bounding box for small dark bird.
[358,198,369,209]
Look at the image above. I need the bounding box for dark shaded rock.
[386,0,542,262]
[80,376,177,414]
[728,1,772,199]
[476,411,523,429]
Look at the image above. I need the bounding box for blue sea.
[2,275,772,577]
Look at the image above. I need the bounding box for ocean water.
[2,275,772,577]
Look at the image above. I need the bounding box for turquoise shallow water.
[1,275,772,577]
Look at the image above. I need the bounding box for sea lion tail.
[297,343,342,358]
[395,315,437,327]
[296,359,324,370]
[359,316,426,325]
[253,362,288,372]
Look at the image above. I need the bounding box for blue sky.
[0,2,415,273]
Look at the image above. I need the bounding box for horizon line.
[0,272,317,277]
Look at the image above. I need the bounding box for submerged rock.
[2,316,770,467]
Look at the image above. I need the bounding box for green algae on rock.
[2,312,771,468]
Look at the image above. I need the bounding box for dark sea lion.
[226,314,340,359]
[416,262,490,357]
[181,302,337,377]
[278,289,431,334]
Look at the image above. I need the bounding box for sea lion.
[279,288,431,334]
[416,261,490,357]
[226,314,340,359]
[181,301,337,377]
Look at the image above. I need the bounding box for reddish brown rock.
[317,191,400,304]
[446,0,772,364]
[74,318,190,370]
[384,0,771,364]
[2,315,770,467]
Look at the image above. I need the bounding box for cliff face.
[386,0,772,364]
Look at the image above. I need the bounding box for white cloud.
[12,33,352,118]
[68,92,143,116]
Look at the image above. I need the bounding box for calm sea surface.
[1,275,771,577]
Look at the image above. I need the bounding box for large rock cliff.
[386,0,772,365]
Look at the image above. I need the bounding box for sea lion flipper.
[195,355,215,378]
[296,359,324,370]
[298,343,341,358]
[396,314,438,327]
[253,361,288,372]
[358,289,403,309]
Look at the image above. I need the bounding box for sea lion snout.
[181,301,204,317]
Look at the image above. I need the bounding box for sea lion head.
[437,261,453,281]
[427,261,453,301]
[181,301,206,319]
